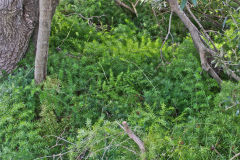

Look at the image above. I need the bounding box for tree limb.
[167,0,222,84]
[230,152,240,160]
[130,0,140,17]
[118,121,145,157]
[115,0,137,16]
[186,4,218,52]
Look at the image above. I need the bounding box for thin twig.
[120,145,137,154]
[160,11,173,62]
[56,23,74,50]
[186,4,218,52]
[34,150,73,160]
[119,59,157,90]
[45,135,76,145]
[98,62,108,81]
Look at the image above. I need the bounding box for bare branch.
[115,0,136,15]
[167,0,222,84]
[131,0,140,17]
[186,4,218,52]
[119,121,145,155]
[46,135,76,146]
[160,11,173,61]
[115,0,138,17]
[230,152,240,160]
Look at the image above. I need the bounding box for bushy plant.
[68,118,140,160]
[1,1,239,159]
[0,67,46,159]
[214,11,240,77]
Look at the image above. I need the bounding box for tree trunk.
[0,0,38,74]
[34,0,58,84]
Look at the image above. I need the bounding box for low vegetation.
[0,0,239,159]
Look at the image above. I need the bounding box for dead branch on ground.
[118,121,146,159]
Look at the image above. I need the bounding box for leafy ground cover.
[0,1,240,159]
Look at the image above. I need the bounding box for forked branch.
[166,0,240,83]
[115,0,139,17]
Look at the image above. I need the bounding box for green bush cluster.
[0,1,240,159]
[58,0,187,40]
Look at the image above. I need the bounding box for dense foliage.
[0,0,239,159]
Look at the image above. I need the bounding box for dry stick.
[230,152,240,160]
[160,11,173,62]
[119,121,145,155]
[120,146,137,154]
[101,138,116,160]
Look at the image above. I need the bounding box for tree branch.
[186,4,218,52]
[118,121,145,157]
[115,0,137,16]
[160,11,173,62]
[167,0,222,84]
[230,152,240,160]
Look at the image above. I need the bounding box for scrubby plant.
[1,1,240,159]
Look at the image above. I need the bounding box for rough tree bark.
[34,0,59,84]
[0,0,38,74]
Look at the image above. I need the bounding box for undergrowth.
[0,2,239,160]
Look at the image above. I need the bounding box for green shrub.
[1,1,239,159]
[68,119,140,160]
[0,68,46,159]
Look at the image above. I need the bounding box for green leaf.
[180,0,187,10]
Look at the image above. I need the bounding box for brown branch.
[131,3,138,17]
[186,4,218,52]
[131,0,140,17]
[230,152,240,160]
[119,121,145,156]
[167,0,240,83]
[224,66,240,81]
[115,0,136,16]
[167,0,222,84]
